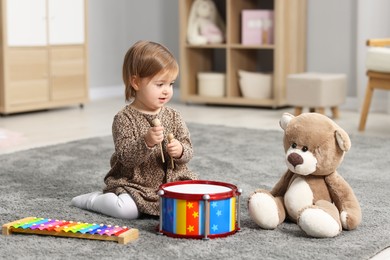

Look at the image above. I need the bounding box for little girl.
[71,40,198,219]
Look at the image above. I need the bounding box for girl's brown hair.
[122,40,179,101]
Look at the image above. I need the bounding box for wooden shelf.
[179,0,307,108]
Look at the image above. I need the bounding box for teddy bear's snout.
[288,152,303,167]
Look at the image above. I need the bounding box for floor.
[0,96,389,259]
[1,95,390,155]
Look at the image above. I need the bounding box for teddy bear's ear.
[279,112,294,130]
[335,128,351,152]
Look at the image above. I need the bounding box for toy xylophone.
[2,217,138,244]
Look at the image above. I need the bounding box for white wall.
[87,0,124,88]
[306,0,357,97]
[306,0,390,113]
[88,0,390,113]
[87,0,179,90]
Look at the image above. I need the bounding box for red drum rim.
[159,227,239,240]
[159,180,238,200]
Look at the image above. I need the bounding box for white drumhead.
[164,183,231,194]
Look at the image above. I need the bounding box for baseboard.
[343,96,390,113]
[340,97,359,111]
[89,85,180,102]
[89,85,123,100]
[89,86,389,114]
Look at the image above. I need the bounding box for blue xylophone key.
[38,220,63,231]
[12,218,40,228]
[87,224,106,235]
[30,219,56,230]
[79,224,101,234]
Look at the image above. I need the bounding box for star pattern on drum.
[159,181,239,238]
[208,198,236,235]
[210,202,222,233]
[187,225,194,232]
[212,224,218,232]
[185,200,199,235]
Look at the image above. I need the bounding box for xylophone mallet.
[167,133,175,169]
[152,118,165,163]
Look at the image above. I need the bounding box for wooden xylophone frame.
[2,217,139,244]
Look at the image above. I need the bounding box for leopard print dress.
[103,105,198,216]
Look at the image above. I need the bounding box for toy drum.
[158,180,242,239]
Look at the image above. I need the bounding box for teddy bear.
[187,0,225,45]
[247,112,361,238]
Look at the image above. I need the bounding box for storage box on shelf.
[179,0,307,108]
[238,70,272,99]
[241,9,274,45]
[197,72,226,97]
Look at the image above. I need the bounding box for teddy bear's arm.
[325,171,362,230]
[271,170,295,197]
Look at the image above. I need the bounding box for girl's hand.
[144,126,164,148]
[167,138,183,158]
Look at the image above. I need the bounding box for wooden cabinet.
[48,0,85,45]
[0,0,88,114]
[179,0,307,108]
[6,0,47,46]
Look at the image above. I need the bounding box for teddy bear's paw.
[298,208,341,238]
[248,192,279,229]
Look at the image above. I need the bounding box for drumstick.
[152,118,165,163]
[168,133,174,169]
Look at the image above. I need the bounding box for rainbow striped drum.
[158,180,242,239]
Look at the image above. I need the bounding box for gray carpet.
[1,123,389,260]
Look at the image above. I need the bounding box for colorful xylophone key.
[2,217,138,244]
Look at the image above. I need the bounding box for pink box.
[241,10,274,45]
